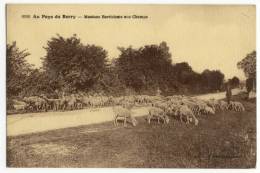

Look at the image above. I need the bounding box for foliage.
[246,78,254,93]
[230,76,240,88]
[201,69,225,92]
[21,69,57,97]
[7,37,227,97]
[237,50,256,94]
[171,62,202,93]
[116,42,179,94]
[91,65,127,96]
[42,34,108,93]
[237,51,256,79]
[6,42,33,97]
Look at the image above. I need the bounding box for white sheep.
[203,106,215,115]
[181,99,200,115]
[13,104,27,111]
[178,105,199,126]
[219,100,228,111]
[12,99,27,111]
[112,106,137,127]
[206,99,220,111]
[167,104,181,117]
[147,107,170,124]
[229,101,245,112]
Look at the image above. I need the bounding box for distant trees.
[21,69,55,97]
[173,62,193,84]
[201,70,225,92]
[237,51,256,79]
[237,50,256,93]
[7,36,227,97]
[230,76,240,88]
[116,42,176,94]
[7,42,33,97]
[42,34,108,93]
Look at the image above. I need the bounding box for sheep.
[23,96,46,111]
[178,105,199,126]
[121,101,135,110]
[67,94,77,110]
[112,106,137,127]
[203,106,215,115]
[12,99,28,111]
[166,103,181,117]
[100,96,110,106]
[193,99,209,115]
[219,100,229,111]
[229,101,245,112]
[206,99,220,111]
[38,95,60,111]
[89,96,102,107]
[13,104,25,111]
[152,101,168,112]
[147,107,170,124]
[13,103,27,111]
[79,95,91,107]
[181,99,200,115]
[50,99,62,111]
[13,99,26,105]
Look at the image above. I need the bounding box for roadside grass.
[7,94,256,168]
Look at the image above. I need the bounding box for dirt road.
[7,89,243,136]
[192,88,242,100]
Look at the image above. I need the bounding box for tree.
[201,69,225,92]
[92,64,127,96]
[172,62,193,84]
[7,42,33,97]
[21,69,57,97]
[42,34,108,92]
[237,51,256,78]
[116,42,175,94]
[237,51,256,91]
[230,76,240,88]
[246,78,254,93]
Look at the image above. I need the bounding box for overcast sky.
[7,4,256,80]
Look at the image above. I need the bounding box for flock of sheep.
[10,93,245,126]
[112,95,246,127]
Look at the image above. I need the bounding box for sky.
[7,4,256,80]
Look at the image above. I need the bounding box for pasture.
[7,93,256,168]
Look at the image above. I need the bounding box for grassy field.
[7,93,256,168]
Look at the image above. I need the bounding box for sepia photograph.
[5,3,256,168]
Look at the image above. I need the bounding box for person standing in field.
[226,81,232,104]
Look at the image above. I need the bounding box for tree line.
[237,50,256,94]
[7,34,245,98]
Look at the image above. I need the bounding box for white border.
[0,0,259,173]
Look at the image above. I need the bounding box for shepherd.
[226,80,232,104]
